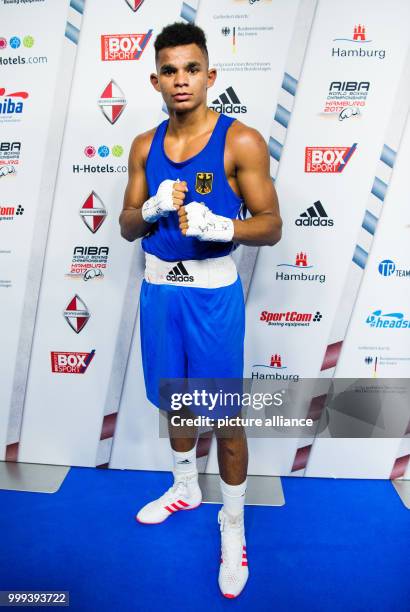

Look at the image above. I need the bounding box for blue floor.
[0,467,409,611]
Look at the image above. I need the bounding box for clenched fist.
[141,179,188,223]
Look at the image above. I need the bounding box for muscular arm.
[119,132,152,242]
[231,125,282,247]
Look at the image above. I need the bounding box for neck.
[167,104,212,137]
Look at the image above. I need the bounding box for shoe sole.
[135,501,202,525]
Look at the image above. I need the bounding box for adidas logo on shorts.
[295,200,334,227]
[166,261,194,282]
[209,86,247,114]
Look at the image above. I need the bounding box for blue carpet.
[0,468,409,611]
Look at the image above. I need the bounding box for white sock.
[172,446,198,479]
[220,477,247,518]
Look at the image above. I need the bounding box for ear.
[207,68,217,90]
[150,73,160,92]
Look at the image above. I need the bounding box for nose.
[174,69,188,88]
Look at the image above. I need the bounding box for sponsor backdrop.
[1,0,409,479]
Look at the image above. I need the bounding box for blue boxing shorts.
[140,253,245,409]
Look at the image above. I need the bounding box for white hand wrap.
[141,179,176,223]
[184,202,234,242]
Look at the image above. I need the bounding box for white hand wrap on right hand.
[141,179,176,223]
[184,202,234,242]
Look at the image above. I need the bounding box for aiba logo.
[51,350,95,374]
[0,88,28,123]
[296,201,334,227]
[0,141,20,178]
[98,80,126,124]
[79,192,107,234]
[101,31,152,61]
[63,294,90,334]
[209,86,247,114]
[65,246,109,281]
[259,310,322,327]
[366,309,410,329]
[332,25,386,60]
[251,353,299,382]
[378,259,410,279]
[321,81,370,121]
[276,252,326,283]
[124,0,145,11]
[305,144,357,173]
[0,203,24,221]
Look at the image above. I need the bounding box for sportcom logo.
[101,31,152,61]
[0,203,24,221]
[209,86,247,114]
[98,80,126,124]
[259,310,322,327]
[166,262,194,283]
[305,144,357,173]
[0,88,28,122]
[296,201,334,227]
[79,192,107,234]
[51,350,95,374]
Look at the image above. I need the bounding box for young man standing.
[119,23,281,598]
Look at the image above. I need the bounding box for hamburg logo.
[63,295,90,334]
[98,80,126,124]
[195,172,213,195]
[332,25,385,60]
[305,144,357,173]
[296,201,334,227]
[125,0,145,11]
[251,354,300,382]
[333,25,370,43]
[101,31,152,62]
[79,192,107,234]
[276,253,326,283]
[51,350,95,374]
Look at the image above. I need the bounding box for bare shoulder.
[129,127,157,168]
[226,119,268,165]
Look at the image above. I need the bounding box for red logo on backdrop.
[304,144,357,173]
[353,24,366,41]
[79,192,107,233]
[125,0,144,11]
[97,79,126,124]
[51,350,95,374]
[63,294,90,333]
[101,31,152,61]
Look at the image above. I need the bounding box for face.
[151,43,216,113]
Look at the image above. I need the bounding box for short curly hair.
[154,22,208,62]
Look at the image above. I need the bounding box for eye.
[189,67,199,73]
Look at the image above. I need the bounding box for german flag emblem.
[195,172,213,195]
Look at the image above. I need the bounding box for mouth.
[173,93,192,102]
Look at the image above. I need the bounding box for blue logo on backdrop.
[378,259,410,278]
[366,310,410,329]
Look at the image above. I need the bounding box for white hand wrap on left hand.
[184,202,234,242]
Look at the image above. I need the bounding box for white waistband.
[144,253,238,288]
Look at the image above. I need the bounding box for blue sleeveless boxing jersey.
[142,113,243,261]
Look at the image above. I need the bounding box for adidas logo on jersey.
[295,201,334,227]
[166,261,194,282]
[209,87,247,114]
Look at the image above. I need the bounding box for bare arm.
[119,132,153,242]
[231,125,282,247]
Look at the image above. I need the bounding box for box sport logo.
[0,141,21,177]
[65,246,109,281]
[79,192,107,234]
[276,252,326,283]
[322,81,370,121]
[101,31,152,62]
[260,310,322,327]
[195,172,213,195]
[332,25,385,60]
[98,80,126,124]
[166,261,194,283]
[305,144,357,173]
[63,294,90,334]
[51,350,95,374]
[366,309,410,330]
[378,259,410,279]
[124,0,144,11]
[0,88,28,122]
[296,201,334,227]
[209,87,247,114]
[0,204,24,221]
[251,353,300,382]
